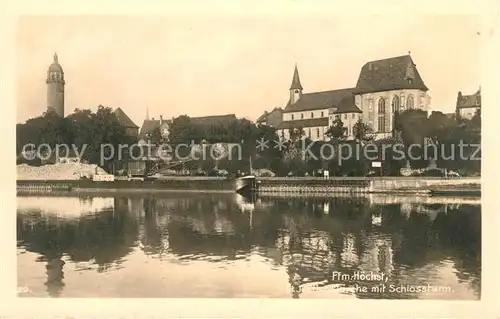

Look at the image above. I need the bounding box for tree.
[353,119,374,142]
[325,116,346,141]
[17,106,135,171]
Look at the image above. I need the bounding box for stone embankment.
[256,177,480,196]
[17,163,107,180]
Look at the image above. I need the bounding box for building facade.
[456,88,481,120]
[277,54,431,141]
[46,53,65,117]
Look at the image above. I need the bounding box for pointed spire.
[53,52,58,63]
[290,63,303,90]
[146,107,149,120]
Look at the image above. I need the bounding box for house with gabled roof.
[456,88,480,120]
[256,107,283,127]
[113,107,139,137]
[277,54,431,141]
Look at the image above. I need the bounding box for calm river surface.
[17,193,481,299]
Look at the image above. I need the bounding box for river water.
[16,193,481,299]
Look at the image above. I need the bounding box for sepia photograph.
[4,3,496,316]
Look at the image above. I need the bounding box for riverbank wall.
[256,177,480,195]
[16,176,480,196]
[16,177,235,195]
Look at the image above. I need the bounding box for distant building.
[456,88,481,120]
[139,114,237,143]
[139,115,171,143]
[46,53,65,117]
[256,107,283,127]
[113,107,139,137]
[277,54,431,141]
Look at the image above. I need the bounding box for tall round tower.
[46,53,65,117]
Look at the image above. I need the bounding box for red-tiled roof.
[113,107,139,128]
[284,88,357,112]
[355,55,428,94]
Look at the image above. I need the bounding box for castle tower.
[289,64,303,105]
[46,53,65,116]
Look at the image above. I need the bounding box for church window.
[291,114,294,120]
[295,90,299,94]
[308,128,311,137]
[377,98,386,132]
[301,113,304,119]
[316,128,320,138]
[321,111,324,117]
[407,95,415,109]
[311,112,314,118]
[391,95,400,113]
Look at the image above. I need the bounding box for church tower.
[46,53,65,116]
[289,64,303,105]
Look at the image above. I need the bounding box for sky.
[16,14,482,126]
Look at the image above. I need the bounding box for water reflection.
[17,194,481,299]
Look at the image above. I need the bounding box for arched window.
[407,95,414,109]
[316,128,320,138]
[311,112,314,118]
[295,90,299,94]
[391,95,400,113]
[377,98,386,132]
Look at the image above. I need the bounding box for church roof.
[290,64,303,90]
[113,107,139,128]
[355,55,428,94]
[283,88,358,112]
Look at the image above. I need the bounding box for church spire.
[290,63,303,90]
[54,52,58,63]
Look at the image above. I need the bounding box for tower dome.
[47,53,64,73]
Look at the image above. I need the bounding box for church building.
[277,54,431,141]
